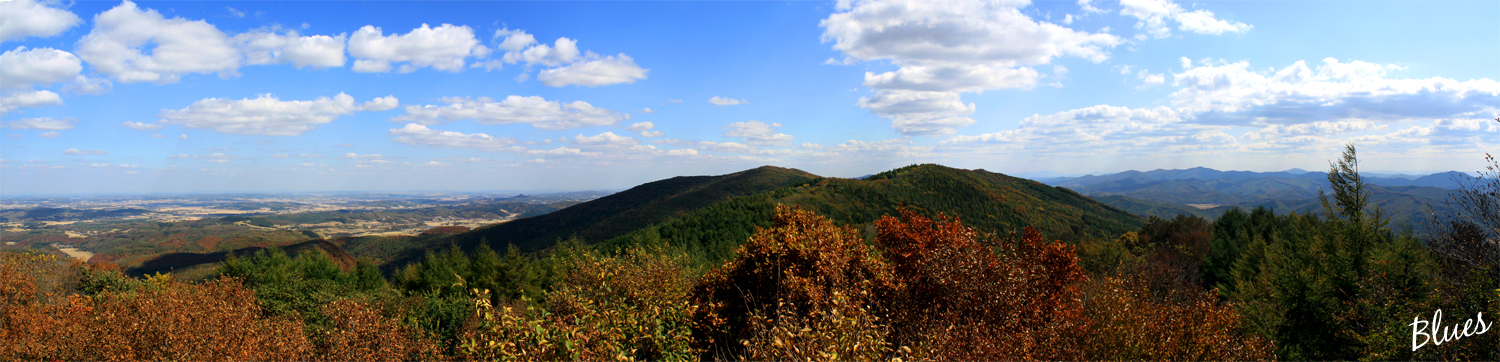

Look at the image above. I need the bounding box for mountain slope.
[597,164,1147,265]
[437,166,819,253]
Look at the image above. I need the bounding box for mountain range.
[1039,167,1468,230]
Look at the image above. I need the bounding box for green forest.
[3,145,1498,361]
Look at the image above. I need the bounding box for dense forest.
[3,145,1497,360]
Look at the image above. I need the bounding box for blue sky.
[1,0,1496,194]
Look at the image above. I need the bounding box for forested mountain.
[434,166,821,253]
[411,164,1143,269]
[598,164,1145,266]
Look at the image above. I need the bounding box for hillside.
[431,166,820,254]
[585,164,1147,265]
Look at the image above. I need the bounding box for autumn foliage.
[690,205,899,360]
[876,209,1090,360]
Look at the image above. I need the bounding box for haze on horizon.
[1,0,1496,195]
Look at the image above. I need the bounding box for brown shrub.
[875,208,1089,360]
[1082,276,1275,361]
[461,243,698,360]
[422,226,471,236]
[316,299,442,361]
[691,205,900,360]
[1,251,313,361]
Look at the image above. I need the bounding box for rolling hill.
[401,164,1146,269]
[432,165,821,254]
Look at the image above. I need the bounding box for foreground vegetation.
[3,146,1497,360]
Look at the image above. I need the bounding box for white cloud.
[348,23,485,73]
[225,7,245,18]
[493,28,536,52]
[571,131,640,149]
[824,0,1119,134]
[6,117,74,130]
[233,29,347,69]
[857,90,975,136]
[76,0,241,84]
[0,90,63,115]
[1172,58,1500,125]
[626,122,654,131]
[39,131,59,138]
[1137,70,1165,87]
[503,37,579,67]
[393,95,628,130]
[863,64,1039,93]
[823,0,1121,67]
[340,153,383,159]
[1242,120,1387,140]
[943,105,1235,155]
[537,54,648,87]
[1119,0,1251,38]
[709,96,747,106]
[121,121,164,130]
[159,93,399,136]
[724,120,793,146]
[639,108,656,114]
[626,121,664,137]
[0,46,81,89]
[63,75,111,95]
[64,148,106,155]
[0,0,82,42]
[389,123,521,152]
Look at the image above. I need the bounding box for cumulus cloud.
[823,0,1121,67]
[502,36,579,66]
[64,148,107,155]
[0,47,81,89]
[943,105,1235,155]
[0,0,82,42]
[1241,120,1387,140]
[233,29,347,69]
[5,117,75,130]
[858,90,976,136]
[76,1,240,83]
[709,96,747,106]
[724,120,793,146]
[0,90,63,115]
[393,95,628,130]
[63,75,112,95]
[823,0,1120,134]
[39,131,60,138]
[493,28,536,52]
[389,123,521,152]
[159,93,399,136]
[864,64,1039,93]
[537,54,648,87]
[348,23,486,73]
[1172,58,1500,125]
[626,121,663,137]
[1119,0,1252,38]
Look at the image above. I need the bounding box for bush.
[690,205,899,360]
[460,242,698,360]
[875,208,1089,360]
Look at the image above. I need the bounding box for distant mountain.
[0,207,150,222]
[1044,167,1464,190]
[1039,167,1464,231]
